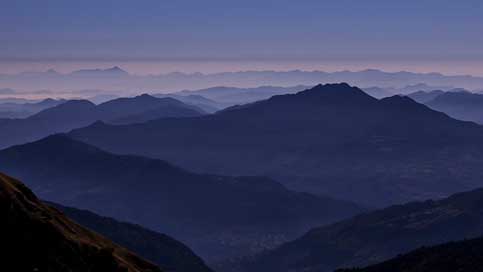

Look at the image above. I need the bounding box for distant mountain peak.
[109,66,123,71]
[427,90,483,108]
[28,99,96,121]
[71,66,128,76]
[293,83,376,103]
[135,93,158,100]
[361,68,383,73]
[60,99,96,107]
[46,68,59,74]
[305,82,366,94]
[105,66,128,74]
[381,94,417,104]
[380,95,428,110]
[218,83,378,115]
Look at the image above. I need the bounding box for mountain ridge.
[0,94,204,149]
[337,236,483,272]
[3,68,483,93]
[0,134,364,262]
[49,201,214,272]
[70,83,483,207]
[0,172,161,272]
[238,187,483,272]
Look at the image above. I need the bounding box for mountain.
[397,83,453,94]
[425,91,483,124]
[337,237,483,272]
[0,98,65,118]
[50,202,213,272]
[0,99,97,149]
[0,172,161,272]
[176,85,308,107]
[0,94,205,149]
[70,83,483,207]
[241,187,483,272]
[361,86,394,98]
[70,66,129,77]
[406,90,445,103]
[154,93,223,113]
[0,135,364,262]
[98,94,205,124]
[3,68,483,93]
[88,93,120,104]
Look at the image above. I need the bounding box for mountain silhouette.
[0,98,65,118]
[69,83,483,206]
[153,93,223,113]
[176,85,307,107]
[425,91,483,124]
[70,66,129,77]
[337,236,483,272]
[406,90,445,103]
[95,94,205,124]
[397,83,452,94]
[3,69,483,93]
[0,94,204,149]
[49,202,213,272]
[240,187,483,272]
[361,86,394,98]
[0,172,161,272]
[0,134,364,262]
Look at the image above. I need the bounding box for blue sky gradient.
[1,0,482,62]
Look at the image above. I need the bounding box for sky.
[1,0,483,75]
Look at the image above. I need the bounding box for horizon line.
[1,66,480,79]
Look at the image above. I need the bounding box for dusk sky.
[1,0,483,75]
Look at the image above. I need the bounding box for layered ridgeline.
[337,237,483,272]
[406,89,483,124]
[0,135,363,262]
[70,83,483,206]
[0,94,204,149]
[174,85,308,108]
[49,202,213,272]
[160,84,392,111]
[154,93,223,113]
[173,85,397,109]
[0,172,161,272]
[406,90,445,103]
[239,188,483,272]
[3,68,483,91]
[425,91,483,124]
[0,98,65,118]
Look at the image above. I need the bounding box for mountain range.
[0,98,65,118]
[49,202,213,272]
[153,93,223,113]
[168,84,454,109]
[238,186,483,272]
[406,90,446,103]
[337,236,483,272]
[424,91,483,124]
[175,85,307,107]
[0,134,364,262]
[3,67,483,93]
[0,172,161,272]
[405,89,483,125]
[0,94,204,149]
[69,83,483,207]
